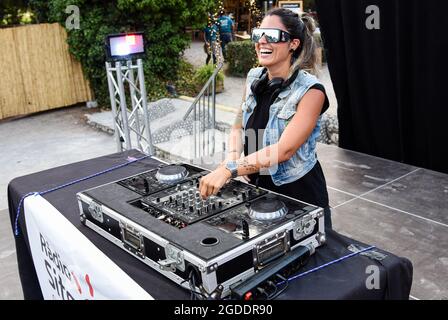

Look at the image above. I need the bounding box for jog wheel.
[248,197,288,221]
[155,165,188,184]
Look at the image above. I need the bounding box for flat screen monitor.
[106,32,145,60]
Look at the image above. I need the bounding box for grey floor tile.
[327,187,356,208]
[0,209,23,300]
[317,143,418,196]
[332,198,448,300]
[363,168,448,225]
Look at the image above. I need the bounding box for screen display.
[107,33,145,58]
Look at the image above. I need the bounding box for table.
[8,150,413,300]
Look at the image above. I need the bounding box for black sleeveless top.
[243,80,330,209]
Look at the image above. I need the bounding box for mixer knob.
[218,201,223,208]
[169,196,173,203]
[156,197,161,203]
[175,184,181,191]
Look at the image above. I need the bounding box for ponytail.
[290,14,318,76]
[265,8,319,76]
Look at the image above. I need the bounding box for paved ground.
[0,105,116,299]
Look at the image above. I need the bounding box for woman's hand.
[199,166,231,199]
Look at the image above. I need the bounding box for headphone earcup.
[266,77,284,91]
[250,79,262,97]
[250,70,269,97]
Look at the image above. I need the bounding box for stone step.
[85,98,236,161]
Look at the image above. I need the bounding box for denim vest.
[242,67,323,186]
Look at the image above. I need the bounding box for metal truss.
[105,59,154,155]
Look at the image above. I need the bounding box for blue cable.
[14,154,151,236]
[276,245,377,287]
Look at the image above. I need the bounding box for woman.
[199,8,332,228]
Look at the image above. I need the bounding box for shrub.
[193,63,224,93]
[226,40,258,77]
[173,59,199,97]
[194,64,224,84]
[30,0,216,105]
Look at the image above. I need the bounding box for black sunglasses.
[251,28,292,43]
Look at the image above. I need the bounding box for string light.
[245,0,263,28]
[205,1,263,65]
[204,0,224,65]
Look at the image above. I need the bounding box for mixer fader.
[130,167,267,228]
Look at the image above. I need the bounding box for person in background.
[204,14,219,65]
[217,10,234,61]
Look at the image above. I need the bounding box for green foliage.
[194,63,224,84]
[29,0,216,105]
[1,0,35,25]
[174,59,200,97]
[226,40,258,77]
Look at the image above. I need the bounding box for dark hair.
[265,8,317,75]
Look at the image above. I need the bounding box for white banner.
[24,194,153,300]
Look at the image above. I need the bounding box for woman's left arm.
[199,89,325,198]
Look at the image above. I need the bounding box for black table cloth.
[8,150,413,300]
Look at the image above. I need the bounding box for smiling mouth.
[259,49,273,56]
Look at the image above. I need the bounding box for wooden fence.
[0,23,92,120]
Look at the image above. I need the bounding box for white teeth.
[260,50,272,54]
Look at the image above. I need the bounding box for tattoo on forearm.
[236,158,259,173]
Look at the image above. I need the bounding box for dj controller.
[77,162,325,299]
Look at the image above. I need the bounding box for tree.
[30,0,216,105]
[1,0,34,25]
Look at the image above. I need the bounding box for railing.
[182,62,224,159]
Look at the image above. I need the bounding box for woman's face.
[255,15,299,68]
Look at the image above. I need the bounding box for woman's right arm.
[224,84,246,162]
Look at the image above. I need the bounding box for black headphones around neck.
[250,68,299,104]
